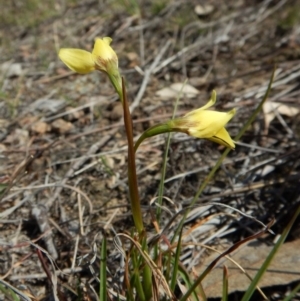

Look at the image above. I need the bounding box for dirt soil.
[0,0,300,300]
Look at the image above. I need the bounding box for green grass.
[0,0,57,28]
[278,5,300,29]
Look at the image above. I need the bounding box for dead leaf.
[156,83,200,100]
[196,239,300,298]
[65,106,85,121]
[1,61,23,77]
[263,101,299,132]
[194,4,214,16]
[0,144,7,152]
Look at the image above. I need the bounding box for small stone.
[65,106,84,121]
[31,121,50,134]
[126,52,139,67]
[0,144,7,152]
[51,118,73,134]
[5,129,29,146]
[194,4,214,16]
[110,102,123,120]
[1,61,23,77]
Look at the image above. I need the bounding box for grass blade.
[282,282,300,301]
[170,227,183,291]
[222,266,228,301]
[156,79,187,222]
[99,235,107,301]
[0,279,31,301]
[177,264,201,301]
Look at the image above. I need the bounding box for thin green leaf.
[131,247,146,301]
[141,237,152,300]
[177,264,201,301]
[222,266,228,301]
[0,280,26,301]
[0,284,20,301]
[170,227,183,291]
[99,235,107,301]
[282,282,300,301]
[0,183,8,196]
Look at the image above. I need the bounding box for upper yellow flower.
[170,90,236,149]
[58,37,118,74]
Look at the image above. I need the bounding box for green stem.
[132,249,146,301]
[141,237,152,299]
[134,123,178,152]
[108,71,123,100]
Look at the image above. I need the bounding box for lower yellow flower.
[171,90,236,148]
[134,90,236,152]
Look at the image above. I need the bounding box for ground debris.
[0,0,300,300]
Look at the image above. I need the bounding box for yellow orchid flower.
[171,90,236,149]
[58,37,122,97]
[58,37,118,74]
[134,90,236,152]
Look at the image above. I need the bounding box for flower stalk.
[121,78,144,234]
[122,78,152,300]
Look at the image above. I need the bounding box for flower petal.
[185,90,217,117]
[59,49,95,74]
[159,90,236,149]
[92,37,117,62]
[207,127,235,149]
[187,108,236,138]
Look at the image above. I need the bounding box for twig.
[32,205,58,259]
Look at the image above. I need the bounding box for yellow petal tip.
[58,48,95,74]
